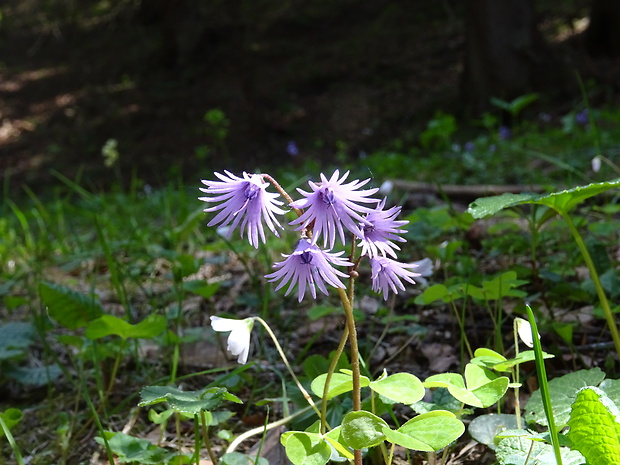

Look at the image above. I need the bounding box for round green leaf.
[341,411,389,449]
[369,373,425,404]
[385,411,464,451]
[283,432,331,465]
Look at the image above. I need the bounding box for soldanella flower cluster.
[200,169,439,465]
[200,169,426,304]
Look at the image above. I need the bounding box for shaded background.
[0,0,619,191]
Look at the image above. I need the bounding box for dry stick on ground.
[388,180,547,198]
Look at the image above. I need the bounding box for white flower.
[210,316,255,364]
[411,258,434,286]
[515,317,538,348]
[591,155,602,173]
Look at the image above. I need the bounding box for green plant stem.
[560,211,620,357]
[526,305,562,465]
[0,416,25,465]
[321,325,349,435]
[254,317,322,418]
[337,287,362,465]
[512,322,522,430]
[104,339,126,405]
[200,411,218,465]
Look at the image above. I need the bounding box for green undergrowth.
[1,104,620,464]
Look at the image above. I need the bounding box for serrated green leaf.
[341,411,388,449]
[525,367,606,427]
[496,434,585,465]
[138,386,241,414]
[568,386,620,465]
[369,373,425,404]
[468,414,520,450]
[383,411,464,451]
[468,179,620,219]
[85,314,166,340]
[6,364,62,386]
[0,322,34,360]
[282,432,331,465]
[39,281,104,330]
[95,432,172,464]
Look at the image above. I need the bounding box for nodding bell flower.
[210,316,255,364]
[199,171,286,248]
[265,238,353,302]
[370,256,421,300]
[358,198,408,258]
[289,170,379,249]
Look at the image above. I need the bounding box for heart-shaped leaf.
[369,373,425,404]
[85,314,167,340]
[383,411,464,451]
[341,411,389,449]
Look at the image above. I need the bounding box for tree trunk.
[461,0,563,113]
[585,0,620,57]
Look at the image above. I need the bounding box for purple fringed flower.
[370,256,420,300]
[289,170,379,248]
[358,198,408,258]
[265,239,353,302]
[199,171,286,248]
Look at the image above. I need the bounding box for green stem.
[0,416,25,465]
[200,411,218,465]
[254,317,322,418]
[337,287,362,465]
[560,211,620,357]
[525,305,562,465]
[321,325,349,434]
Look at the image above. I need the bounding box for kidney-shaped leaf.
[341,410,389,449]
[282,432,332,465]
[383,411,464,451]
[369,373,425,404]
[85,314,167,340]
[311,372,370,400]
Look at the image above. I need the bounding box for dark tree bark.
[461,0,565,113]
[585,0,620,57]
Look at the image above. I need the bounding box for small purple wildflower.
[289,170,379,248]
[575,109,589,126]
[498,126,512,140]
[199,171,286,248]
[265,239,353,302]
[286,141,299,157]
[358,198,408,258]
[370,257,420,300]
[464,141,475,152]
